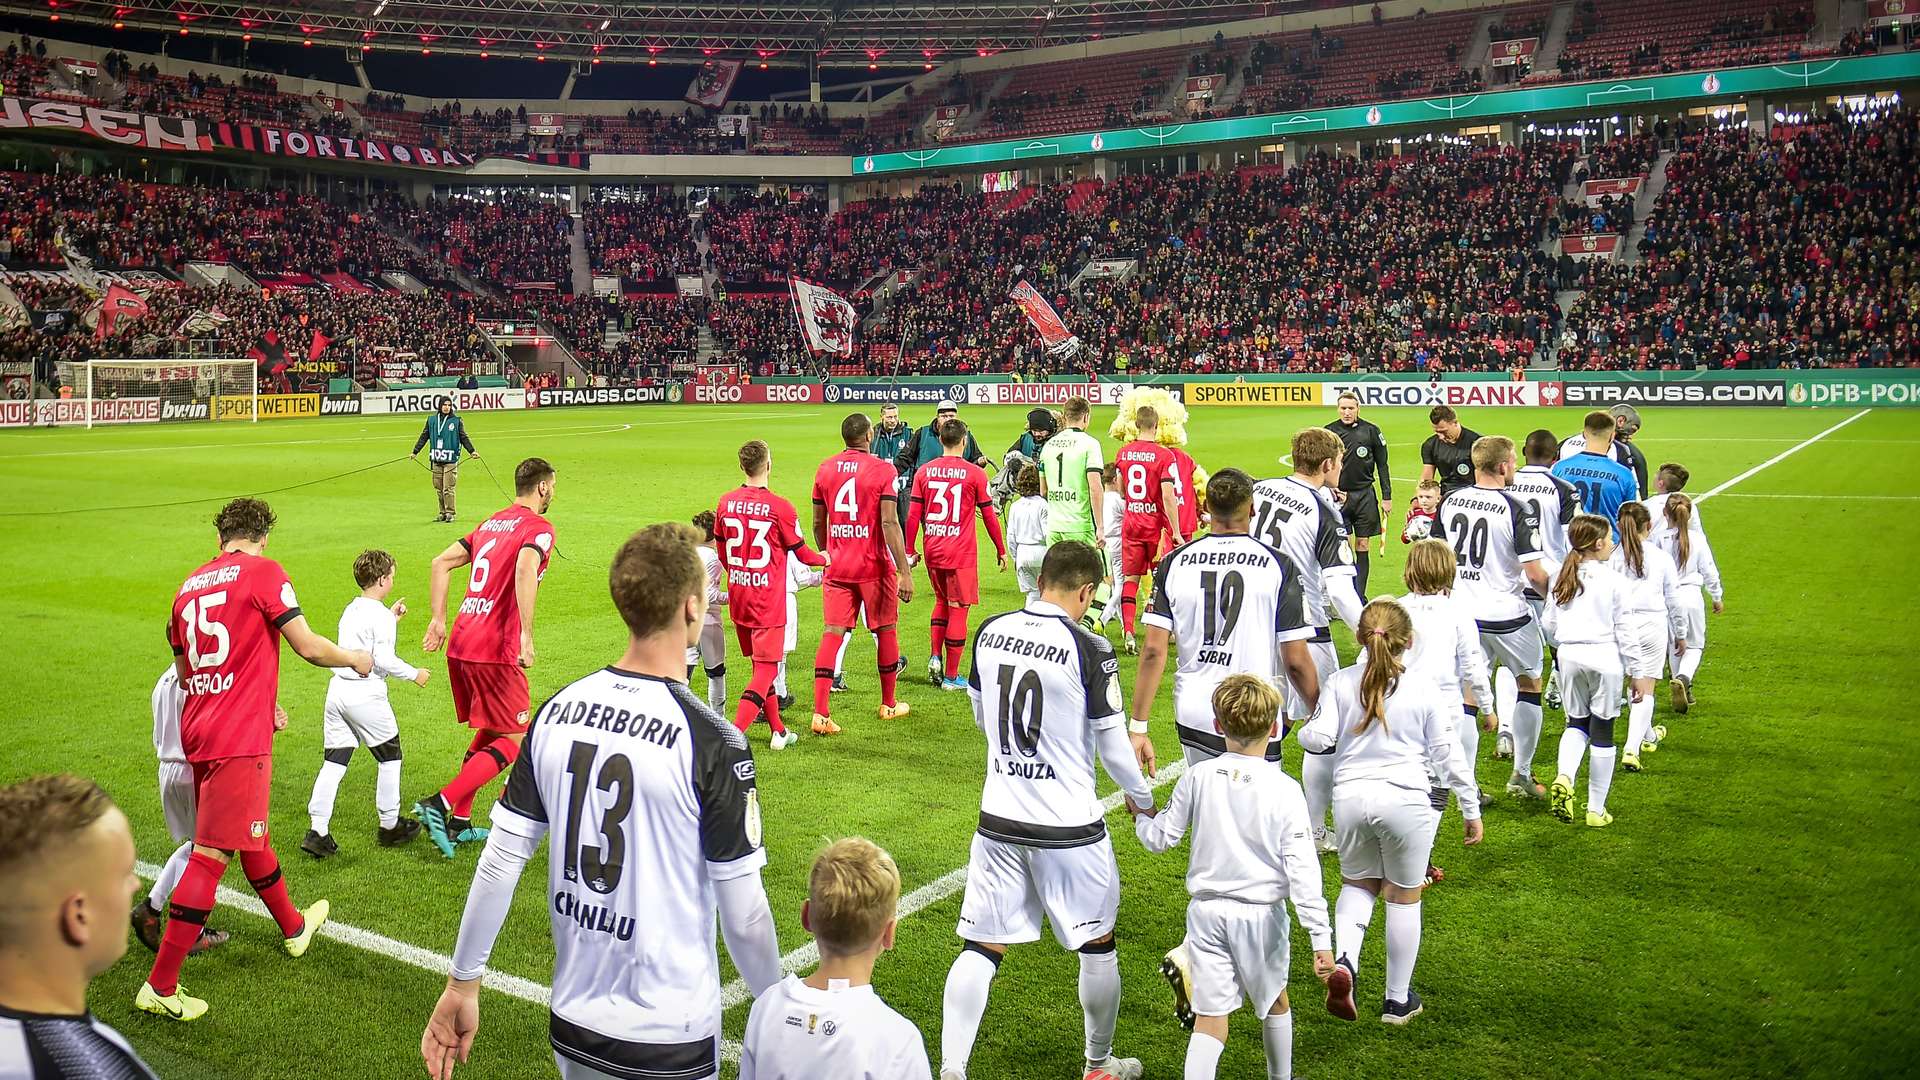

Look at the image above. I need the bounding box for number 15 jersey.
[1431,485,1543,623]
[1143,534,1311,736]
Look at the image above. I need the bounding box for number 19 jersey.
[1431,485,1543,622]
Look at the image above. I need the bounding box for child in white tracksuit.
[1006,465,1050,605]
[1650,489,1722,711]
[1541,514,1635,828]
[1398,539,1492,807]
[1609,502,1688,769]
[688,511,729,715]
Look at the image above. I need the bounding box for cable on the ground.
[0,455,416,517]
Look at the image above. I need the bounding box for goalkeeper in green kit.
[1036,395,1111,626]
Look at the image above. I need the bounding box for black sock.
[449,816,472,834]
[1355,550,1372,597]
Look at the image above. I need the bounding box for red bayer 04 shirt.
[812,448,898,583]
[718,485,813,629]
[447,504,555,666]
[910,457,995,570]
[1116,440,1177,538]
[167,550,301,761]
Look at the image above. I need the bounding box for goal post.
[79,358,256,428]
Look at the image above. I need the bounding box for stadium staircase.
[1620,149,1674,266]
[568,215,593,297]
[1531,2,1576,74]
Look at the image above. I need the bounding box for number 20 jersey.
[967,602,1125,847]
[492,667,765,1076]
[1143,534,1311,735]
[1430,485,1543,623]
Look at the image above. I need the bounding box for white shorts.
[1186,897,1291,1017]
[158,760,196,843]
[1477,616,1544,680]
[1525,593,1557,648]
[1618,613,1667,680]
[687,618,725,670]
[1104,536,1123,580]
[322,685,400,750]
[1015,548,1045,597]
[1676,592,1707,651]
[1557,644,1624,720]
[1284,636,1340,720]
[956,832,1119,950]
[1332,783,1440,890]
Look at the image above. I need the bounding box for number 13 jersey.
[1430,485,1543,623]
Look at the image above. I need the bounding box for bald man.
[0,774,158,1078]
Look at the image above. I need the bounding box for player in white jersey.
[1098,465,1126,629]
[1650,490,1722,714]
[1611,503,1688,771]
[1131,468,1320,772]
[1399,540,1493,811]
[741,838,931,1080]
[1298,600,1483,1026]
[423,524,780,1080]
[1252,429,1365,851]
[1428,436,1553,800]
[1540,516,1634,828]
[128,666,231,956]
[688,511,730,716]
[1511,430,1583,717]
[940,541,1155,1080]
[303,549,429,858]
[1134,675,1334,1080]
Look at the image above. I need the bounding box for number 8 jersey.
[1430,485,1544,622]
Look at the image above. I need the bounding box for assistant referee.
[1326,390,1391,597]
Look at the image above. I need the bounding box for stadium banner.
[1868,0,1917,28]
[824,382,973,405]
[1560,233,1621,260]
[1008,280,1080,357]
[685,60,744,109]
[362,387,529,414]
[1186,383,1317,407]
[1582,176,1643,203]
[1321,381,1542,408]
[320,394,363,416]
[213,393,320,421]
[966,382,1139,407]
[160,398,212,423]
[525,113,565,136]
[1786,376,1920,407]
[1185,75,1222,101]
[1489,38,1538,67]
[527,385,679,408]
[686,382,824,405]
[1539,380,1785,407]
[0,397,164,427]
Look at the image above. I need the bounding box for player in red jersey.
[719,439,827,746]
[1115,405,1184,654]
[137,498,372,1022]
[415,458,557,860]
[1159,443,1202,557]
[811,412,914,733]
[905,418,1007,691]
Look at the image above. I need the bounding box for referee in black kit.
[1326,390,1391,597]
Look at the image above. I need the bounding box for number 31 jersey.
[491,667,765,1078]
[1142,534,1311,735]
[967,601,1125,846]
[1431,485,1543,623]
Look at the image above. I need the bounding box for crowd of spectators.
[586,188,697,283]
[380,191,573,290]
[703,192,827,284]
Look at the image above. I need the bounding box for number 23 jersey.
[1430,485,1543,623]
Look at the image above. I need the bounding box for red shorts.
[1121,532,1162,577]
[735,623,786,664]
[926,564,980,607]
[190,755,273,852]
[449,658,532,733]
[823,576,899,630]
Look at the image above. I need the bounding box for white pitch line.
[1693,409,1872,503]
[1706,492,1920,501]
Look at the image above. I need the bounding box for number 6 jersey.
[1430,484,1544,623]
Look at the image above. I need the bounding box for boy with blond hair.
[1134,675,1335,1080]
[741,838,931,1079]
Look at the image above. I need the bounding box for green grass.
[2,403,1916,1079]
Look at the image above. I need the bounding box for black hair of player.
[939,418,968,448]
[1523,429,1559,463]
[215,497,276,543]
[515,457,555,495]
[1205,468,1255,519]
[1429,404,1457,425]
[1038,540,1104,592]
[1582,410,1616,437]
[841,412,872,447]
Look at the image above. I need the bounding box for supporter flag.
[1009,279,1081,359]
[308,329,332,362]
[175,307,232,336]
[790,278,857,357]
[684,59,743,109]
[248,330,288,373]
[93,284,151,340]
[54,227,105,297]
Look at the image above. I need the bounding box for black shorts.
[1340,487,1383,538]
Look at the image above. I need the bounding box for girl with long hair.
[1650,492,1724,713]
[1542,514,1632,827]
[1610,503,1687,770]
[687,510,730,718]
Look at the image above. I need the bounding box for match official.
[411,397,478,523]
[1326,390,1391,597]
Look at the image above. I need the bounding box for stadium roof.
[13,0,1297,69]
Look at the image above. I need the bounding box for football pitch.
[2,402,1916,1079]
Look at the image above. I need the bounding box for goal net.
[76,358,256,427]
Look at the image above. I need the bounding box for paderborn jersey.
[813,448,900,583]
[151,666,185,764]
[1430,485,1543,623]
[717,486,813,629]
[1250,476,1353,629]
[448,504,555,665]
[1508,464,1581,567]
[491,667,765,1080]
[1143,534,1310,737]
[166,549,301,762]
[967,600,1125,846]
[1115,440,1177,538]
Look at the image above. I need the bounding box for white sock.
[1589,746,1618,815]
[773,660,788,698]
[706,667,727,714]
[1495,668,1518,735]
[939,949,998,1076]
[1677,646,1703,681]
[1333,884,1376,975]
[1458,704,1481,779]
[1262,1011,1293,1080]
[1184,1030,1224,1080]
[833,633,853,676]
[1383,900,1422,1004]
[375,756,403,829]
[308,757,349,835]
[148,841,193,910]
[1513,697,1544,777]
[1625,694,1654,753]
[1302,752,1334,834]
[1555,724,1590,783]
[1078,947,1122,1065]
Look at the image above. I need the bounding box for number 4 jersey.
[448,503,555,666]
[483,668,765,1078]
[1430,485,1544,623]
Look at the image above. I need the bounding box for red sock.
[928,615,947,665]
[813,632,845,717]
[876,628,901,707]
[1121,580,1139,634]
[441,733,518,820]
[736,660,781,731]
[148,850,224,995]
[240,845,304,938]
[945,604,970,679]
